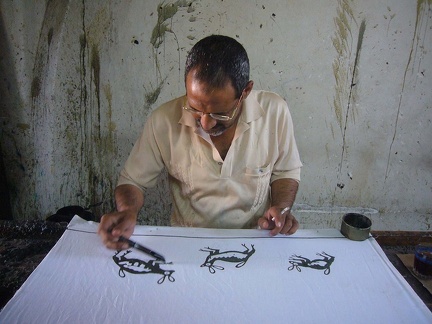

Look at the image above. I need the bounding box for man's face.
[184,72,242,137]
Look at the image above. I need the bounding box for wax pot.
[413,243,432,279]
[340,213,372,241]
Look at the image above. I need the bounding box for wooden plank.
[371,231,432,246]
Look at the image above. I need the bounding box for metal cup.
[340,213,372,241]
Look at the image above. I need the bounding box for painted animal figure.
[113,250,175,284]
[288,252,335,275]
[200,244,255,274]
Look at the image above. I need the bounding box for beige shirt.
[118,90,302,229]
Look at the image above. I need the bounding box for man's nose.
[200,114,217,130]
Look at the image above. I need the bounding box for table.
[1,216,431,323]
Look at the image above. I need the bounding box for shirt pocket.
[245,164,272,210]
[168,142,203,197]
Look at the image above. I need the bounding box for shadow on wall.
[0,11,17,220]
[0,150,12,220]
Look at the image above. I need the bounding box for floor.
[1,220,431,312]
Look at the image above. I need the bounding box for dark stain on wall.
[331,0,356,130]
[47,27,54,47]
[151,3,177,49]
[331,1,366,197]
[151,1,195,49]
[146,1,197,109]
[339,18,366,164]
[145,83,163,107]
[73,2,119,215]
[91,44,101,120]
[30,77,41,100]
[79,33,87,106]
[385,0,431,180]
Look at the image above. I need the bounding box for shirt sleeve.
[270,98,302,183]
[117,113,165,191]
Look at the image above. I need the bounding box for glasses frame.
[182,93,244,121]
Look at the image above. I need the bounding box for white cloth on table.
[0,216,430,324]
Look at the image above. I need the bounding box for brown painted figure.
[113,250,175,284]
[200,244,255,274]
[288,252,335,275]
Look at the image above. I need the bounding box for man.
[98,35,302,250]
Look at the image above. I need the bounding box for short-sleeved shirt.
[118,90,302,229]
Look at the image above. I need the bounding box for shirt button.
[218,162,223,165]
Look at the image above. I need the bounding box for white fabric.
[1,216,431,324]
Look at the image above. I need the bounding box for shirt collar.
[238,90,264,124]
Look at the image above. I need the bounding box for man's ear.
[242,80,254,99]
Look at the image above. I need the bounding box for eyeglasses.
[182,93,243,121]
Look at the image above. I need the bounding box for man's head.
[183,35,253,137]
[184,35,250,98]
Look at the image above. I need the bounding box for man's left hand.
[258,206,299,236]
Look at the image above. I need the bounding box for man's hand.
[259,178,299,235]
[97,184,144,250]
[97,210,137,250]
[258,206,299,236]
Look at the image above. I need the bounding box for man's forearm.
[114,184,145,214]
[270,178,299,209]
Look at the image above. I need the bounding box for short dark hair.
[184,35,250,98]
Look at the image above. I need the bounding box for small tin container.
[340,213,372,241]
[413,243,432,279]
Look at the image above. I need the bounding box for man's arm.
[98,184,144,249]
[115,184,144,215]
[270,178,299,210]
[258,178,299,235]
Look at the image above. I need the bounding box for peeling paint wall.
[0,0,431,230]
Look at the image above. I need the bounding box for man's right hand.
[98,184,144,249]
[98,210,137,250]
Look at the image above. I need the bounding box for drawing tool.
[118,236,166,262]
[272,206,291,224]
[280,206,291,215]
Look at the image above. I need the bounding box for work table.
[1,219,431,319]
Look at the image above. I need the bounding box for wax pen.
[272,206,291,225]
[118,236,166,262]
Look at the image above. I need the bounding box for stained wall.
[0,0,431,230]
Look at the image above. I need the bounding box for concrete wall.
[0,0,431,230]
